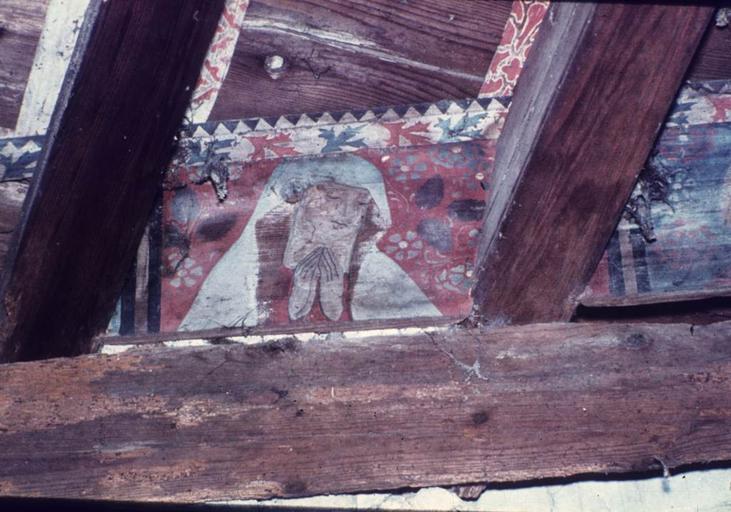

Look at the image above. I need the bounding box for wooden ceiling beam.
[0,320,730,500]
[0,0,225,362]
[471,3,714,325]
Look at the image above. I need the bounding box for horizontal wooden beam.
[472,3,714,324]
[0,0,225,362]
[209,0,511,120]
[1,321,730,501]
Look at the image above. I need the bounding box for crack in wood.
[242,18,484,82]
[427,331,489,383]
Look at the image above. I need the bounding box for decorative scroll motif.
[479,0,549,98]
[175,97,508,172]
[186,0,250,123]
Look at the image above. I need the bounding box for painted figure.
[284,181,372,321]
[179,153,439,330]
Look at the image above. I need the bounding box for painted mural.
[3,0,730,334]
[163,130,497,331]
[3,81,731,332]
[1,0,521,335]
[582,81,731,304]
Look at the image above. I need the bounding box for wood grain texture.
[0,0,225,362]
[687,8,731,81]
[576,297,731,326]
[581,289,731,310]
[209,0,512,120]
[471,3,714,325]
[1,321,730,501]
[101,314,457,346]
[0,0,48,130]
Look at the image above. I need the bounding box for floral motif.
[384,231,423,261]
[169,256,204,288]
[479,0,550,98]
[187,0,250,123]
[386,153,431,183]
[435,263,475,294]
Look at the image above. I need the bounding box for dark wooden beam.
[471,3,714,325]
[0,0,225,362]
[0,321,730,501]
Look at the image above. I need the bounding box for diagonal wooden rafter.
[0,0,225,362]
[0,321,730,501]
[471,2,715,325]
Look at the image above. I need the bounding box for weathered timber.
[576,297,731,326]
[0,0,48,130]
[209,0,511,120]
[100,314,457,346]
[472,3,714,324]
[0,0,225,362]
[1,321,731,501]
[687,7,731,81]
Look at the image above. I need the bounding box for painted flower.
[384,231,423,261]
[387,153,429,182]
[436,263,475,294]
[169,256,204,288]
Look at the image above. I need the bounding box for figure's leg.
[318,246,344,321]
[288,247,322,320]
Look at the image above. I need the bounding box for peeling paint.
[102,325,451,355]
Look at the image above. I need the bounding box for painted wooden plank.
[471,3,714,325]
[582,81,731,307]
[161,99,507,333]
[208,0,512,120]
[0,97,509,337]
[1,320,730,501]
[186,0,250,124]
[478,0,549,98]
[164,146,489,331]
[0,0,225,362]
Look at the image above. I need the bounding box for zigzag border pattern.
[1,97,511,180]
[182,97,508,139]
